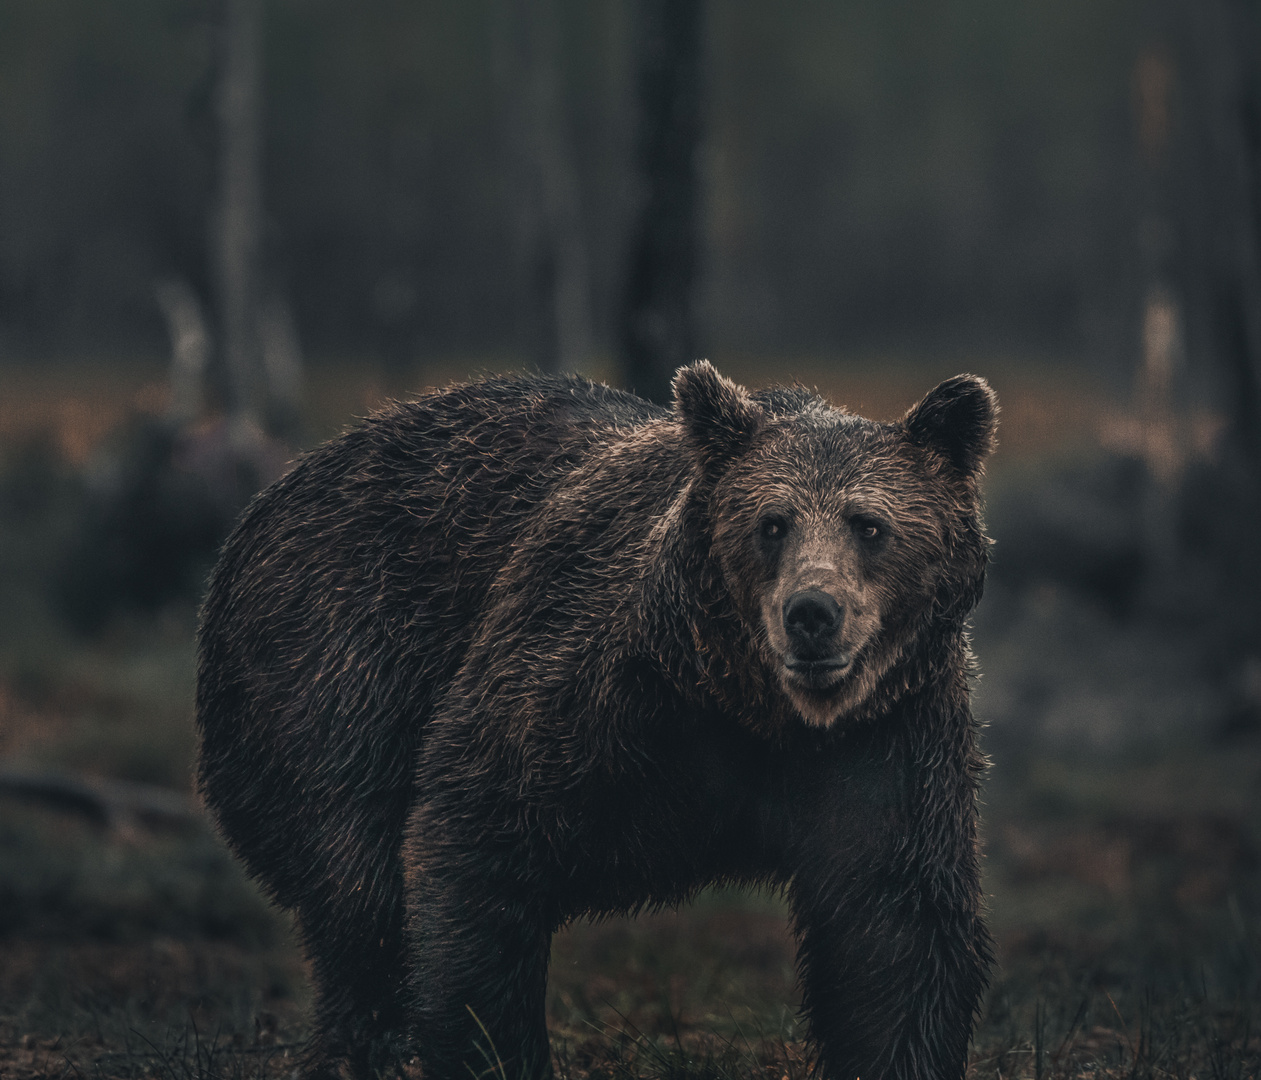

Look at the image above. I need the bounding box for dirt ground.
[1,743,1255,1080]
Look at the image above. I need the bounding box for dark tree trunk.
[503,0,593,375]
[214,0,265,430]
[1186,0,1261,470]
[619,0,704,404]
[1150,0,1261,665]
[211,0,303,440]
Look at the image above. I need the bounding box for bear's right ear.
[903,374,998,478]
[673,360,765,475]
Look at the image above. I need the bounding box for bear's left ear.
[673,360,766,474]
[903,374,998,477]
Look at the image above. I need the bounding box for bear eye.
[759,515,789,543]
[852,516,885,543]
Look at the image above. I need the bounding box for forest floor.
[0,354,1257,1079]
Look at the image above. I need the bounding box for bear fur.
[196,362,997,1080]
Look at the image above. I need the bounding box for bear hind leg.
[296,888,413,1080]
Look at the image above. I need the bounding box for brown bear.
[196,361,997,1080]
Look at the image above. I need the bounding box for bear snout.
[782,589,845,662]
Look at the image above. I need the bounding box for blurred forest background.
[0,0,1237,372]
[1,0,1259,1077]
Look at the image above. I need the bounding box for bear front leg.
[402,825,554,1080]
[789,867,989,1080]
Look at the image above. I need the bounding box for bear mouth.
[783,653,853,690]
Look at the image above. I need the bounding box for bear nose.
[783,589,843,654]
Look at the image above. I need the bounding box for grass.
[0,354,1257,1078]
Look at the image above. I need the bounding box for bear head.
[674,361,997,728]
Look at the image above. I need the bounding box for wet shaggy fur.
[196,362,998,1080]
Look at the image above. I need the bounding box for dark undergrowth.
[1,735,1256,1079]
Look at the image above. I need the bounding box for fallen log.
[0,764,203,832]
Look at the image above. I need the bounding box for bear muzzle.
[781,589,854,686]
